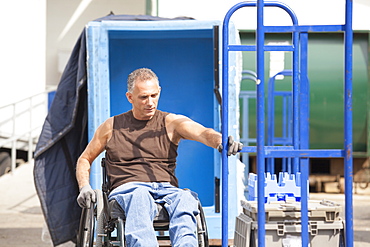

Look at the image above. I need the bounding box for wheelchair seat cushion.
[108,199,169,222]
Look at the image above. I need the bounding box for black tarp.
[34,14,193,246]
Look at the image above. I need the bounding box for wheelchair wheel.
[77,189,104,247]
[196,203,209,247]
[95,189,104,247]
[77,202,95,247]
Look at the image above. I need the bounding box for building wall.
[0,0,46,106]
[0,0,47,144]
[46,0,146,87]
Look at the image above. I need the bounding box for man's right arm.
[76,117,113,207]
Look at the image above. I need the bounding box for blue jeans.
[108,182,199,247]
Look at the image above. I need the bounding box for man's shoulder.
[164,112,182,120]
[164,112,191,126]
[101,117,114,128]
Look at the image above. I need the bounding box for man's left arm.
[169,114,242,155]
[166,114,220,147]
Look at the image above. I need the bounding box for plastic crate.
[241,199,342,223]
[234,213,344,247]
[248,172,307,203]
[234,199,344,247]
[234,213,253,247]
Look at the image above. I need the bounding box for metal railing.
[0,87,56,173]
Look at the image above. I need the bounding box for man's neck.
[131,109,156,121]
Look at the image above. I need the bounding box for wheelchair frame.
[77,158,209,247]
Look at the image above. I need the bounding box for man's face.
[126,79,161,120]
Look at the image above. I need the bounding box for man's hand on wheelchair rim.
[217,136,243,156]
[77,184,96,208]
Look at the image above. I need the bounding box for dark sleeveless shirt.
[105,110,179,191]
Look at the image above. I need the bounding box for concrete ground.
[0,161,74,247]
[0,161,369,247]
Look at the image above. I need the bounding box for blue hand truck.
[221,1,353,247]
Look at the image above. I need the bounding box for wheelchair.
[77,158,209,247]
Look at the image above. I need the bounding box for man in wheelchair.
[76,68,242,247]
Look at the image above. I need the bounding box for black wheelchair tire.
[95,189,104,247]
[77,203,95,247]
[196,203,209,247]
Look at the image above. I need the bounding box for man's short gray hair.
[127,68,159,93]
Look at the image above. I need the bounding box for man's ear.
[126,92,133,103]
